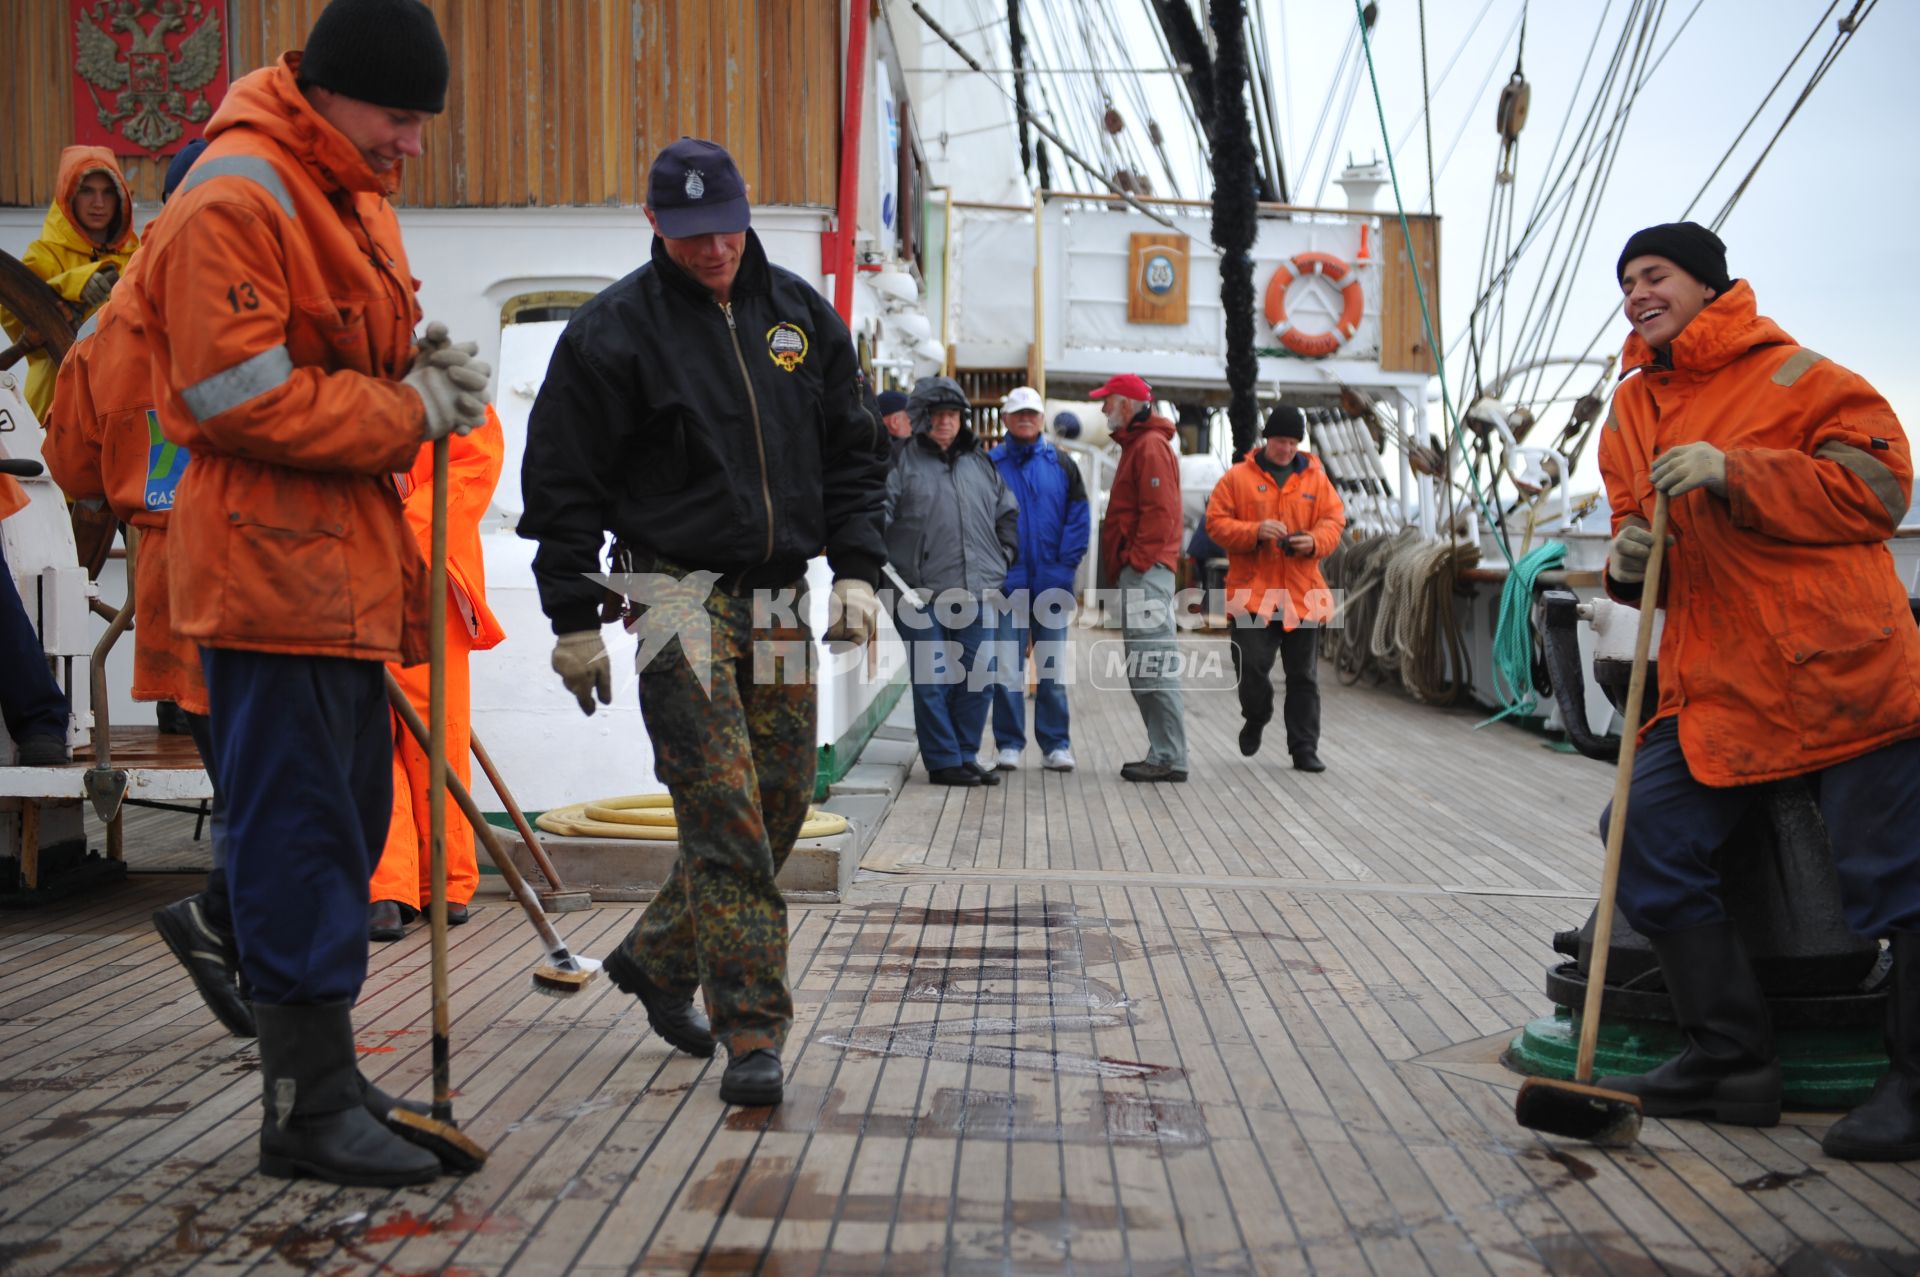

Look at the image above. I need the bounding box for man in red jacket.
[1093,373,1188,781]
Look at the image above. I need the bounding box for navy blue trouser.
[201,649,391,1005]
[0,538,70,747]
[181,710,232,932]
[1604,718,1920,938]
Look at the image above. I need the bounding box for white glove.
[417,321,450,354]
[1607,523,1669,584]
[823,578,881,646]
[552,630,612,715]
[1650,442,1728,498]
[404,361,490,441]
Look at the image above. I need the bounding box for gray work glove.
[552,630,612,715]
[823,578,881,646]
[1650,442,1728,498]
[403,361,491,441]
[79,266,117,308]
[417,320,450,355]
[1607,522,1671,584]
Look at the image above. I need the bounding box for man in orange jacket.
[369,409,505,941]
[1094,372,1189,782]
[125,0,490,1186]
[1205,405,1346,772]
[1591,222,1920,1161]
[42,139,259,1038]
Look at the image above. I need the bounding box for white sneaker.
[1043,748,1076,772]
[995,747,1023,771]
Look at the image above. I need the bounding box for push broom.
[381,435,490,1172]
[1514,490,1670,1148]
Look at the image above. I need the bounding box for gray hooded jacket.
[885,375,1019,599]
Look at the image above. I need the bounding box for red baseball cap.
[1089,373,1152,401]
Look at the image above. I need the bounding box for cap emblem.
[684,168,705,200]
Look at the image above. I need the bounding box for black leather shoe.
[604,947,716,1057]
[446,902,471,925]
[964,762,1001,787]
[153,895,255,1038]
[1120,761,1187,783]
[368,901,406,943]
[719,1049,783,1106]
[1292,752,1326,773]
[928,766,982,786]
[15,734,69,766]
[1239,720,1264,757]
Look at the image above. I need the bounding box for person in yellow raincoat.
[368,404,506,940]
[2,146,139,419]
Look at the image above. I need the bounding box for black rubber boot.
[604,947,716,1057]
[1596,920,1781,1126]
[720,1049,783,1106]
[152,895,255,1038]
[254,1002,441,1186]
[1824,934,1920,1161]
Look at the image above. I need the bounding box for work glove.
[1650,442,1727,498]
[1607,522,1671,584]
[551,630,612,715]
[403,361,491,441]
[416,320,450,354]
[79,266,117,308]
[823,578,881,646]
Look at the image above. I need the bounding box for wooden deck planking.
[9,629,1920,1273]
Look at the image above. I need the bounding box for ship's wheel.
[0,249,77,373]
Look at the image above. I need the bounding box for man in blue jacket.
[988,386,1089,772]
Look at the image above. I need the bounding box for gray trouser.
[1117,563,1187,769]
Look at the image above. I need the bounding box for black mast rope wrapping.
[1210,0,1260,458]
[1007,0,1051,189]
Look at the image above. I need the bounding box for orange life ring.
[1263,252,1364,358]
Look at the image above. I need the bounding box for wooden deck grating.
[3,629,1916,1275]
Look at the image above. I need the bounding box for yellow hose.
[534,793,850,841]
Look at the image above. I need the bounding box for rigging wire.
[1393,0,1500,162]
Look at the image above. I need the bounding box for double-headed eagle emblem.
[74,0,225,154]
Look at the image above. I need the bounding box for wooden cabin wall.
[1379,213,1442,375]
[2,0,842,210]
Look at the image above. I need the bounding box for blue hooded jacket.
[989,434,1090,595]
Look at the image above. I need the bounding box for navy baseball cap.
[647,138,750,238]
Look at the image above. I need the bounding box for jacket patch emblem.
[684,169,705,199]
[1149,476,1160,487]
[1256,484,1268,492]
[767,323,808,372]
[144,409,189,512]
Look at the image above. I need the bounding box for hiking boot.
[368,900,406,943]
[604,946,716,1057]
[719,1049,783,1106]
[1824,934,1920,1161]
[152,894,254,1038]
[929,766,981,786]
[254,1002,441,1186]
[1596,921,1782,1126]
[1120,760,1187,783]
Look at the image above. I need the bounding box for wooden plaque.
[1128,233,1189,325]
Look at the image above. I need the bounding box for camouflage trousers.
[615,582,816,1056]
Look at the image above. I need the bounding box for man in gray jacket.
[886,376,1019,786]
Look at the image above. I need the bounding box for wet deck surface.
[5,631,1917,1275]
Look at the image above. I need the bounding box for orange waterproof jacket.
[1206,448,1346,628]
[2,146,138,418]
[1101,414,1184,574]
[1599,280,1920,787]
[44,280,209,713]
[391,406,507,658]
[125,57,431,665]
[0,477,25,522]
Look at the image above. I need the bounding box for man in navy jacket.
[988,386,1089,771]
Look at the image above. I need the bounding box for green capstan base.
[1507,1007,1888,1109]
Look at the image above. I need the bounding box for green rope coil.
[1478,540,1566,726]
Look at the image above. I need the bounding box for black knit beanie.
[302,0,450,114]
[1263,404,1307,440]
[1616,222,1732,295]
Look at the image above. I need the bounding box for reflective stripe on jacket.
[1206,449,1346,629]
[126,56,430,665]
[1599,280,1920,785]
